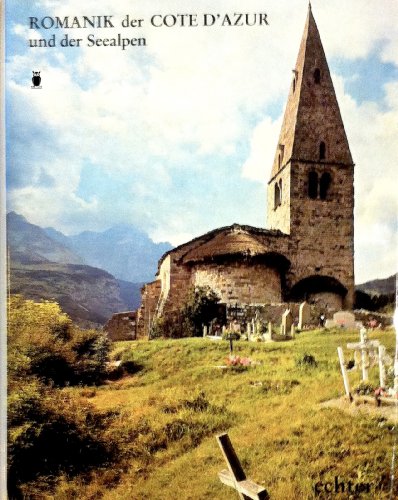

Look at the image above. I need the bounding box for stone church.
[136,5,355,338]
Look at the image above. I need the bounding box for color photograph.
[4,1,398,498]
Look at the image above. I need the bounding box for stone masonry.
[104,311,137,341]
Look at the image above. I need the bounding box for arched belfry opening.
[319,141,326,160]
[308,171,318,199]
[274,182,281,209]
[319,172,331,200]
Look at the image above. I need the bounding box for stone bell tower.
[267,4,355,308]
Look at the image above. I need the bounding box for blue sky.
[5,0,398,283]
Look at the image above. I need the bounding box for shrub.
[180,286,221,337]
[151,286,221,338]
[296,353,318,368]
[8,296,111,386]
[7,296,116,497]
[8,386,118,498]
[354,382,376,396]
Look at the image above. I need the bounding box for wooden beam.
[337,347,353,402]
[218,470,269,500]
[216,433,269,500]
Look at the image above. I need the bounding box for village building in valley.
[135,5,355,339]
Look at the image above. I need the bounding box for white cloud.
[6,0,398,280]
[241,116,281,182]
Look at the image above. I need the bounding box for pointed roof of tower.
[269,5,353,180]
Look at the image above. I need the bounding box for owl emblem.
[32,71,41,88]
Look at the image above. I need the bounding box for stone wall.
[136,280,161,339]
[193,261,281,304]
[104,311,136,341]
[267,163,292,234]
[289,162,354,307]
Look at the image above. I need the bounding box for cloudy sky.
[5,0,398,283]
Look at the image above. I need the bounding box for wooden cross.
[347,332,380,382]
[216,433,269,500]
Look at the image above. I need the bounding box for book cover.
[3,0,398,498]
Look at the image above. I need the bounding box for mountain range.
[6,212,172,327]
[43,223,172,283]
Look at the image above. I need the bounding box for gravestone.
[281,309,293,337]
[333,311,356,329]
[232,320,241,333]
[298,301,311,329]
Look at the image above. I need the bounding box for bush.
[8,296,111,386]
[8,387,118,498]
[354,382,376,396]
[296,353,318,368]
[7,296,116,497]
[151,286,221,338]
[180,286,221,337]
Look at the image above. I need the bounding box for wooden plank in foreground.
[216,433,269,500]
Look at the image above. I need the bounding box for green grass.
[46,328,398,499]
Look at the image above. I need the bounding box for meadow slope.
[53,328,398,499]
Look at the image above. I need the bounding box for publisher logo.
[31,71,42,89]
[314,476,371,496]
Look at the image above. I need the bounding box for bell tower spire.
[266,5,355,308]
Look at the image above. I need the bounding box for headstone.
[281,309,293,336]
[268,322,272,337]
[324,319,336,329]
[290,324,295,339]
[298,301,311,329]
[232,320,241,333]
[203,325,208,337]
[246,323,251,336]
[333,311,356,329]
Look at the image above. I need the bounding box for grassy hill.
[45,327,397,499]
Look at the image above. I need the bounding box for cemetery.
[77,322,398,498]
[9,292,398,498]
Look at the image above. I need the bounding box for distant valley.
[6,212,172,327]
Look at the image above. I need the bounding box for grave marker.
[347,328,380,382]
[281,309,293,336]
[216,433,269,500]
[337,347,353,401]
[298,301,310,329]
[333,311,356,329]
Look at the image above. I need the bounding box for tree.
[180,286,221,337]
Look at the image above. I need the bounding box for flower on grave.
[225,355,252,367]
[374,387,387,397]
